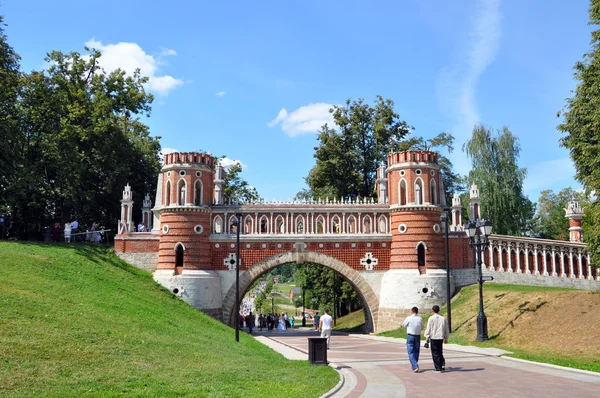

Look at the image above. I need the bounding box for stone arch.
[347,215,357,233]
[213,215,223,234]
[398,178,407,205]
[244,215,254,234]
[378,215,388,233]
[414,177,424,205]
[331,215,341,233]
[221,250,380,333]
[177,178,186,205]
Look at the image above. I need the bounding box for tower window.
[417,243,425,267]
[175,244,184,267]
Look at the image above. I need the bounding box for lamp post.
[440,207,452,332]
[271,292,275,314]
[301,286,306,326]
[234,212,242,343]
[465,218,493,341]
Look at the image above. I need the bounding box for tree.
[532,188,588,240]
[221,161,260,204]
[463,124,535,235]
[0,16,21,223]
[558,1,600,265]
[306,96,412,199]
[6,47,161,238]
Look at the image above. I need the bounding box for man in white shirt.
[402,306,423,372]
[318,308,333,349]
[424,305,450,373]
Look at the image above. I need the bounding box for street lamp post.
[234,212,242,343]
[301,286,306,326]
[440,207,452,332]
[271,292,275,314]
[465,218,493,341]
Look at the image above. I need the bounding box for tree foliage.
[222,161,260,204]
[306,96,412,199]
[463,124,535,235]
[0,30,162,238]
[558,1,600,265]
[532,188,588,240]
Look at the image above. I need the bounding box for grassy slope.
[0,242,338,397]
[379,283,600,372]
[333,310,365,333]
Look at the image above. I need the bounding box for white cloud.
[160,148,179,155]
[85,39,184,96]
[216,91,226,97]
[220,157,247,170]
[436,0,502,174]
[267,103,335,137]
[160,48,177,56]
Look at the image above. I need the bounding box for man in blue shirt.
[402,307,424,373]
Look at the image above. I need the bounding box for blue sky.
[2,0,591,202]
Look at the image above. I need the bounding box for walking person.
[247,312,255,334]
[64,221,72,243]
[313,312,320,331]
[258,314,264,331]
[424,305,449,373]
[318,309,333,349]
[402,306,423,373]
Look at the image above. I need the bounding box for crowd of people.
[50,219,104,244]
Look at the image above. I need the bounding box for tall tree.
[7,47,161,238]
[221,160,260,204]
[532,188,588,240]
[463,124,535,235]
[0,16,21,219]
[558,0,600,265]
[306,96,412,199]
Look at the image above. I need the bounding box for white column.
[560,250,566,277]
[255,212,258,234]
[578,251,584,279]
[569,250,575,278]
[326,213,330,234]
[507,248,513,273]
[358,213,362,234]
[342,213,346,234]
[488,242,494,270]
[270,212,274,235]
[525,249,531,274]
[515,248,521,273]
[534,247,540,275]
[551,248,558,277]
[542,248,548,276]
[499,246,504,272]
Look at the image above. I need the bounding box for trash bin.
[308,337,328,365]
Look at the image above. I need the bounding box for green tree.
[532,188,588,240]
[306,96,412,199]
[222,161,260,204]
[8,47,161,238]
[558,1,600,265]
[0,16,22,224]
[463,124,535,235]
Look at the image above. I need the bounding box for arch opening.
[221,251,379,333]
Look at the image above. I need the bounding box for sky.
[2,0,592,202]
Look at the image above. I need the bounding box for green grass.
[333,310,365,333]
[378,283,600,373]
[0,242,338,397]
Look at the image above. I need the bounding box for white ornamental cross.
[360,252,378,271]
[224,253,240,271]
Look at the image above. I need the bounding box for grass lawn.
[0,242,338,397]
[333,310,366,333]
[379,283,600,373]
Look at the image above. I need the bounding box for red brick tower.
[377,151,451,330]
[387,151,445,272]
[156,152,215,273]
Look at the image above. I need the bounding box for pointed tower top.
[469,184,480,200]
[452,193,462,208]
[565,200,584,218]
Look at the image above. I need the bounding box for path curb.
[320,362,346,398]
[500,355,600,377]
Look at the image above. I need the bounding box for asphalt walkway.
[251,328,600,398]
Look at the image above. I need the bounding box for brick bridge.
[114,151,599,333]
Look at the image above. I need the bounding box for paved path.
[252,328,600,398]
